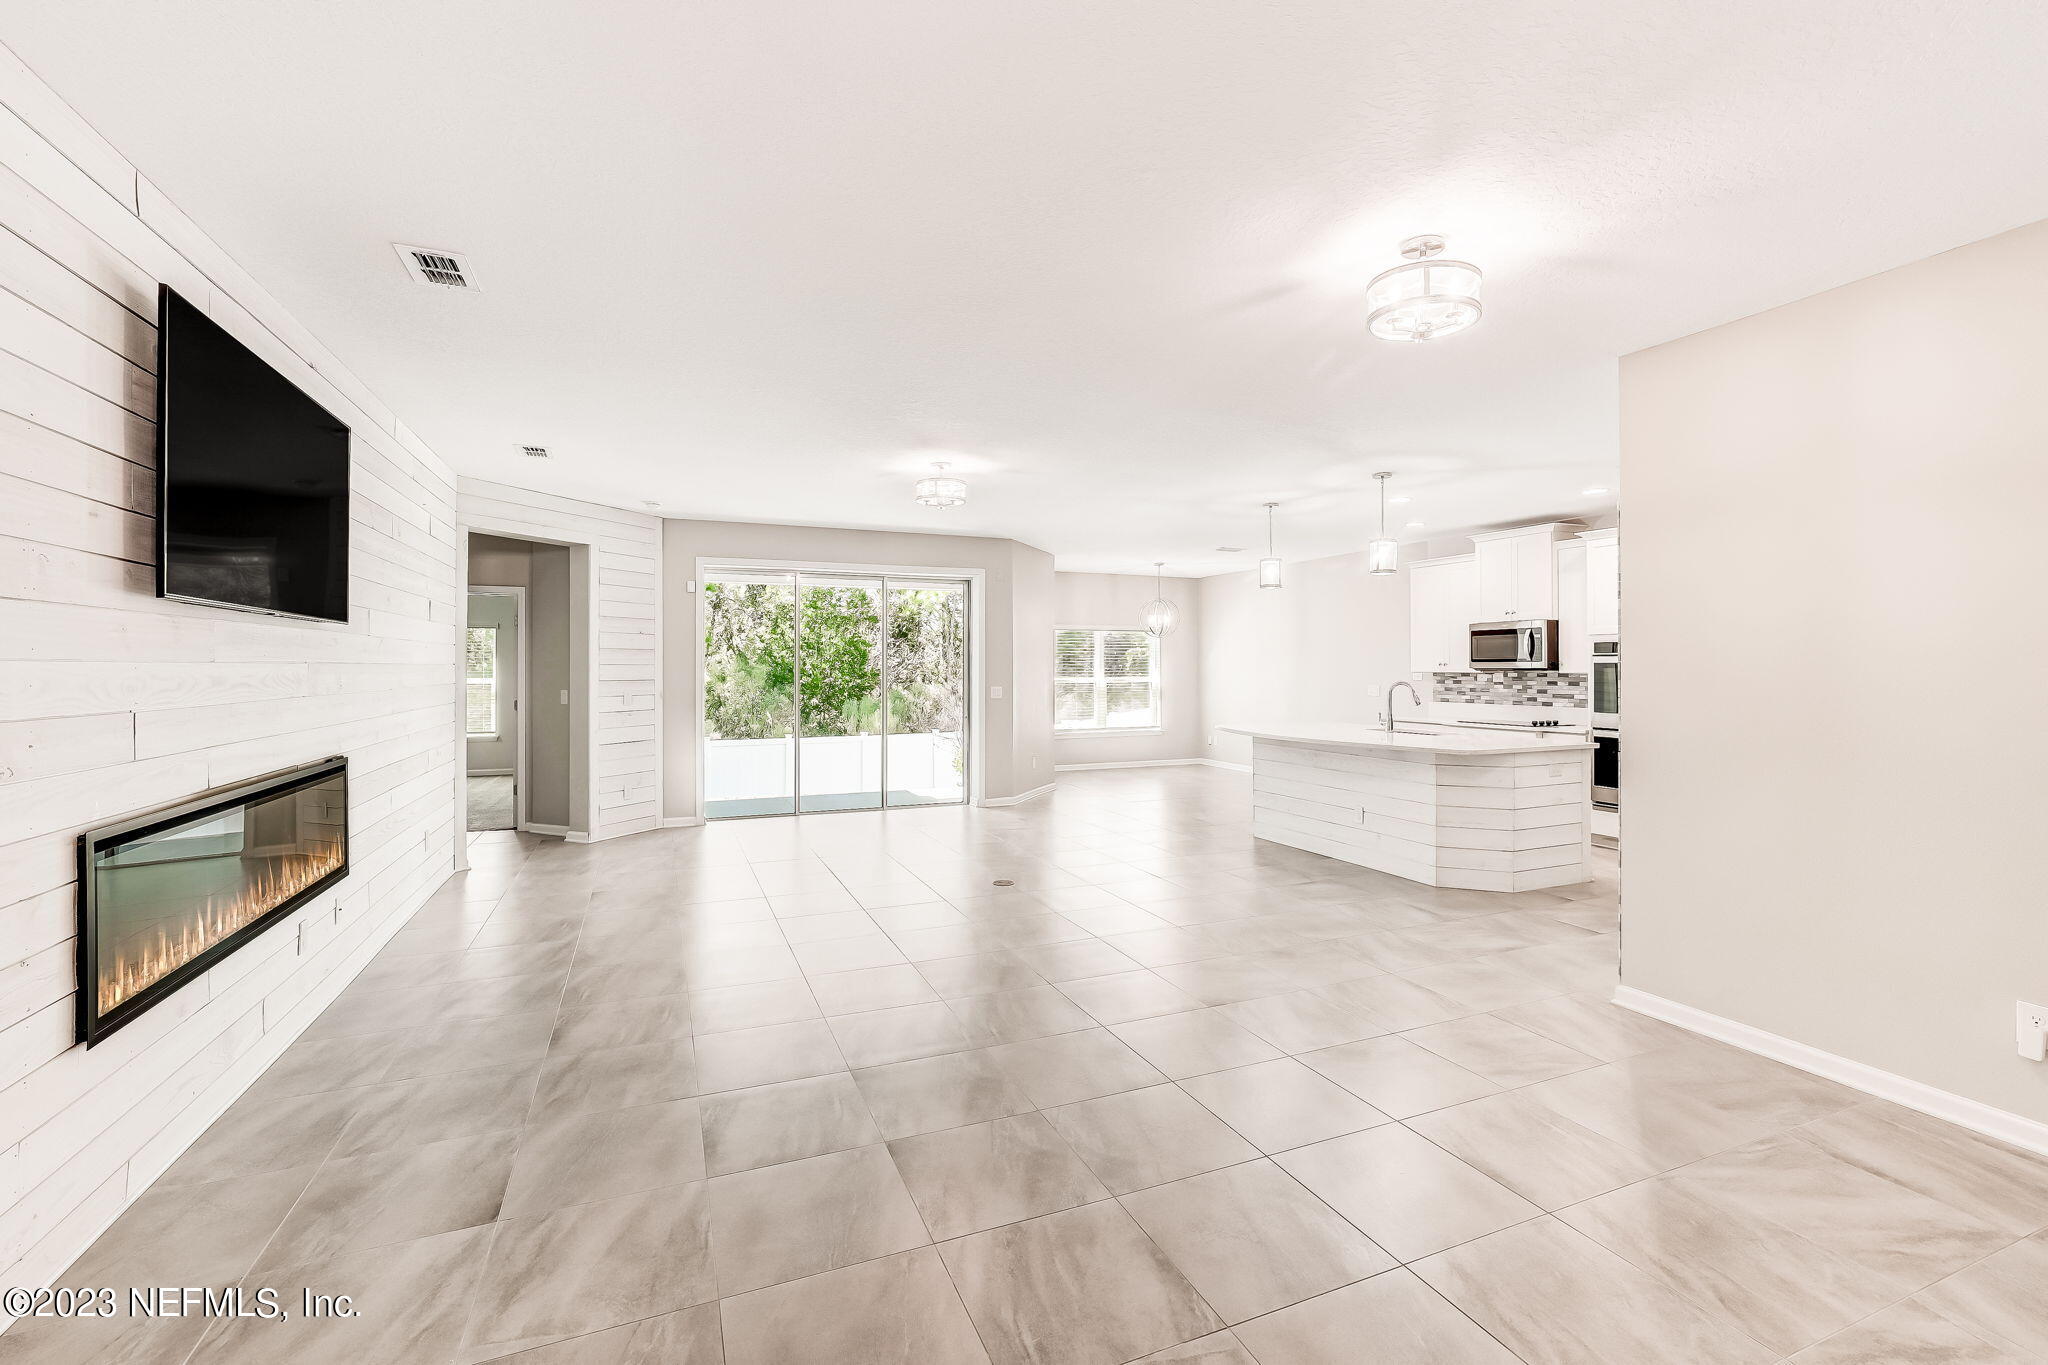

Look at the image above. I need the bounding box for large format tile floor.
[9,767,2048,1363]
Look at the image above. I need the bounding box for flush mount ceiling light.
[1259,503,1284,590]
[1140,562,1180,638]
[913,462,968,509]
[1367,235,1483,342]
[1582,486,1611,496]
[1368,472,1399,575]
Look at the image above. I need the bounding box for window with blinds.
[465,626,499,736]
[1054,628,1159,732]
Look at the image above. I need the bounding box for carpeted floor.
[466,774,514,830]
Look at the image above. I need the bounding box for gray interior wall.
[526,544,573,828]
[1198,547,1412,767]
[1621,217,2048,1124]
[1052,571,1204,766]
[659,519,1056,819]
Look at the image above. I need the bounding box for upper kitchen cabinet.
[1409,554,1474,673]
[1469,522,1582,621]
[1581,527,1619,636]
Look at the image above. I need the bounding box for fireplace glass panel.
[84,765,347,1040]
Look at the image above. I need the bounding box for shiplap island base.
[1221,723,1595,892]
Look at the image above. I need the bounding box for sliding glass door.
[703,569,970,819]
[703,571,799,817]
[885,580,968,807]
[797,575,884,812]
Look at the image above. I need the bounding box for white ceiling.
[8,2,2048,574]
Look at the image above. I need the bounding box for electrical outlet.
[2019,1002,2048,1063]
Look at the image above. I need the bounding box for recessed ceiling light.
[1214,546,1245,554]
[1388,496,1411,505]
[1405,520,1425,528]
[1582,486,1611,496]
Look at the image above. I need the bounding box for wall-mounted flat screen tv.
[156,284,351,622]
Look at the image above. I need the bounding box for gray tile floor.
[9,766,2048,1363]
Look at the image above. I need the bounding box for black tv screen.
[156,285,351,622]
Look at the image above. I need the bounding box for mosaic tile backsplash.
[1432,671,1589,707]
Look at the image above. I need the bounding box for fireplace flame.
[98,842,345,1017]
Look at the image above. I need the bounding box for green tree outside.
[704,581,965,743]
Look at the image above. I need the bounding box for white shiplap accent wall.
[0,50,463,1294]
[458,478,662,839]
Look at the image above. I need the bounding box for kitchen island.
[1220,722,1595,892]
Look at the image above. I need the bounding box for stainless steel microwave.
[1469,620,1558,670]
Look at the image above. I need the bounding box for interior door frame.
[694,557,985,819]
[467,584,529,832]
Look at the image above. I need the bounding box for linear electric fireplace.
[77,757,348,1046]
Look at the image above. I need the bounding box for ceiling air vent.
[393,243,479,291]
[519,445,549,459]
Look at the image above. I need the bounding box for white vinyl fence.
[706,733,964,803]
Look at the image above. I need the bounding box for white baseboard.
[661,816,706,828]
[1053,758,1205,772]
[522,822,569,837]
[1613,986,2048,1157]
[467,768,514,778]
[564,830,594,843]
[1052,757,1251,773]
[980,782,1056,807]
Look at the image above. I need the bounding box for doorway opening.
[465,533,575,836]
[465,586,521,830]
[702,568,971,818]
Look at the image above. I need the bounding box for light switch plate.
[990,685,1004,700]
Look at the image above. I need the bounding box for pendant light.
[1366,235,1483,343]
[1367,472,1398,575]
[913,461,968,508]
[1259,503,1283,590]
[1140,562,1179,638]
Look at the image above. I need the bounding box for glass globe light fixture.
[913,461,968,509]
[1140,562,1179,638]
[1366,235,1482,343]
[1367,472,1399,575]
[1259,502,1283,590]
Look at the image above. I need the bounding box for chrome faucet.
[1384,680,1422,732]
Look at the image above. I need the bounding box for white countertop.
[1221,721,1595,755]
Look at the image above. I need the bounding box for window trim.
[1052,625,1163,737]
[465,624,501,739]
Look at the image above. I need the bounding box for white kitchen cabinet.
[1468,522,1579,621]
[1555,539,1589,673]
[1581,528,1619,636]
[1408,555,1474,673]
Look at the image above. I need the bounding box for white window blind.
[465,626,498,736]
[1054,628,1159,732]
